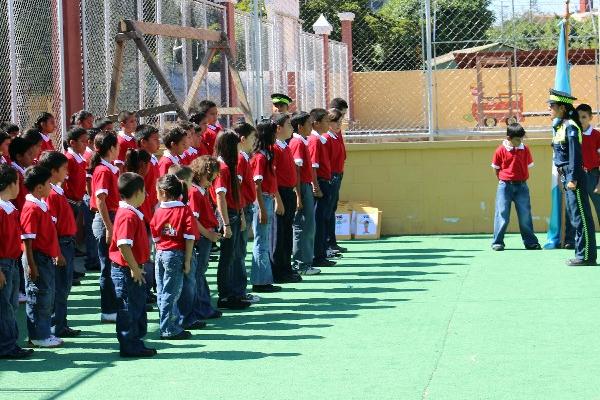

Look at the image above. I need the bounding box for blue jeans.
[492,181,539,247]
[178,247,199,328]
[327,173,343,247]
[52,237,75,335]
[217,210,243,299]
[314,178,333,262]
[82,198,99,269]
[0,259,19,355]
[193,237,218,318]
[92,212,118,314]
[23,251,55,341]
[251,195,275,285]
[293,183,316,270]
[155,249,185,337]
[564,172,597,262]
[111,264,148,354]
[234,205,253,295]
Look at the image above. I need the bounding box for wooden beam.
[225,47,254,125]
[218,107,244,115]
[182,46,217,113]
[107,40,125,115]
[131,20,222,42]
[107,104,178,121]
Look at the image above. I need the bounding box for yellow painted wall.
[339,139,556,235]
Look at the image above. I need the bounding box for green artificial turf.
[1,235,600,399]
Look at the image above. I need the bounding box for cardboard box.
[335,202,353,240]
[353,207,382,240]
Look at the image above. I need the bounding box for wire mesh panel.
[329,40,349,109]
[298,31,326,112]
[0,1,12,123]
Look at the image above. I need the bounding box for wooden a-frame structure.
[107,19,253,123]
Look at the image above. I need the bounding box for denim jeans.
[82,198,99,269]
[314,178,333,262]
[193,237,218,318]
[563,172,597,262]
[111,264,148,354]
[271,187,297,279]
[327,173,343,248]
[293,183,316,270]
[144,226,155,297]
[178,247,199,328]
[92,212,118,314]
[492,181,539,247]
[0,259,19,355]
[234,205,253,295]
[251,195,275,285]
[155,249,185,337]
[217,210,243,299]
[23,251,55,341]
[52,237,75,335]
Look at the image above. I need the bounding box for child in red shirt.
[576,104,600,222]
[34,112,56,152]
[21,165,63,348]
[115,111,138,170]
[491,124,540,251]
[38,152,81,339]
[151,174,198,340]
[0,131,10,165]
[89,132,121,322]
[109,172,156,358]
[8,137,37,210]
[197,100,221,155]
[326,109,347,255]
[158,127,188,176]
[0,164,33,359]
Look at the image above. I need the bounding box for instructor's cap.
[547,89,577,105]
[271,93,293,106]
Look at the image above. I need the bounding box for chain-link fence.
[0,0,66,142]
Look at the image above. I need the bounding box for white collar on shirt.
[25,194,48,212]
[151,154,158,166]
[293,133,309,145]
[163,149,180,165]
[67,147,85,164]
[311,130,327,144]
[85,146,93,154]
[583,125,594,136]
[0,155,7,164]
[327,130,338,139]
[11,162,25,176]
[193,184,206,196]
[119,201,144,220]
[259,150,272,160]
[100,158,119,174]
[41,133,51,143]
[50,183,64,196]
[118,131,134,141]
[502,140,525,151]
[240,151,250,161]
[160,200,185,209]
[187,146,198,155]
[275,139,287,149]
[217,156,224,163]
[0,199,16,214]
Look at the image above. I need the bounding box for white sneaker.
[30,335,64,348]
[243,294,261,303]
[300,267,321,276]
[18,293,27,303]
[101,313,117,323]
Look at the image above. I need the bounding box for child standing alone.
[491,123,541,251]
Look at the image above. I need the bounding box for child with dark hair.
[9,136,37,210]
[289,112,320,276]
[115,111,138,169]
[81,127,101,271]
[576,103,600,218]
[94,118,114,132]
[71,110,94,130]
[21,165,62,348]
[177,121,195,166]
[329,98,349,115]
[0,164,33,359]
[84,127,100,165]
[34,112,56,152]
[326,108,347,254]
[135,125,160,224]
[0,130,11,164]
[109,172,157,357]
[250,121,282,294]
[491,123,540,251]
[197,100,220,155]
[89,131,120,323]
[21,128,43,162]
[151,174,199,339]
[189,110,209,156]
[182,121,209,166]
[38,151,81,338]
[1,122,19,139]
[158,127,187,176]
[189,156,223,318]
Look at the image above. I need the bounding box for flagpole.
[560,0,570,247]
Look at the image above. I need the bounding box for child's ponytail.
[157,174,185,202]
[89,131,118,175]
[125,148,150,175]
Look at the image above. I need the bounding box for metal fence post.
[7,0,17,123]
[252,0,264,121]
[424,0,435,139]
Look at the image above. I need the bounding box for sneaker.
[29,335,64,348]
[217,297,252,310]
[314,259,337,268]
[274,274,303,284]
[330,244,348,253]
[160,330,192,340]
[0,346,34,359]
[491,244,505,251]
[299,267,321,276]
[241,293,261,304]
[206,310,223,319]
[566,258,597,267]
[185,320,207,330]
[120,348,157,358]
[100,313,117,323]
[56,327,81,338]
[525,243,542,250]
[252,284,282,293]
[18,293,27,304]
[326,250,343,259]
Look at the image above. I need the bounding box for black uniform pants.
[271,187,297,279]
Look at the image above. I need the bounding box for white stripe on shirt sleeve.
[117,239,134,246]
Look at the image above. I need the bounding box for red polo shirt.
[115,132,137,166]
[0,200,22,259]
[327,130,345,174]
[251,151,278,195]
[91,160,120,212]
[109,202,150,267]
[158,150,180,176]
[40,134,55,152]
[188,185,219,230]
[308,132,332,181]
[140,154,159,224]
[273,140,297,188]
[20,194,59,258]
[63,148,87,201]
[237,151,256,208]
[10,162,27,210]
[491,141,533,181]
[581,126,600,170]
[150,201,199,251]
[289,134,312,184]
[203,124,221,156]
[84,147,93,165]
[214,159,241,210]
[46,184,76,237]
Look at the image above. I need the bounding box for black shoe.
[71,278,82,286]
[211,243,220,253]
[330,244,348,253]
[56,327,81,338]
[120,348,157,358]
[75,248,86,257]
[0,346,34,359]
[206,310,223,319]
[185,320,207,330]
[73,270,86,279]
[314,259,337,268]
[145,303,154,312]
[525,243,542,250]
[274,274,303,284]
[86,263,101,271]
[146,293,157,304]
[563,243,575,249]
[217,297,252,310]
[327,252,343,259]
[160,330,191,340]
[252,284,282,293]
[209,255,219,262]
[566,258,597,267]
